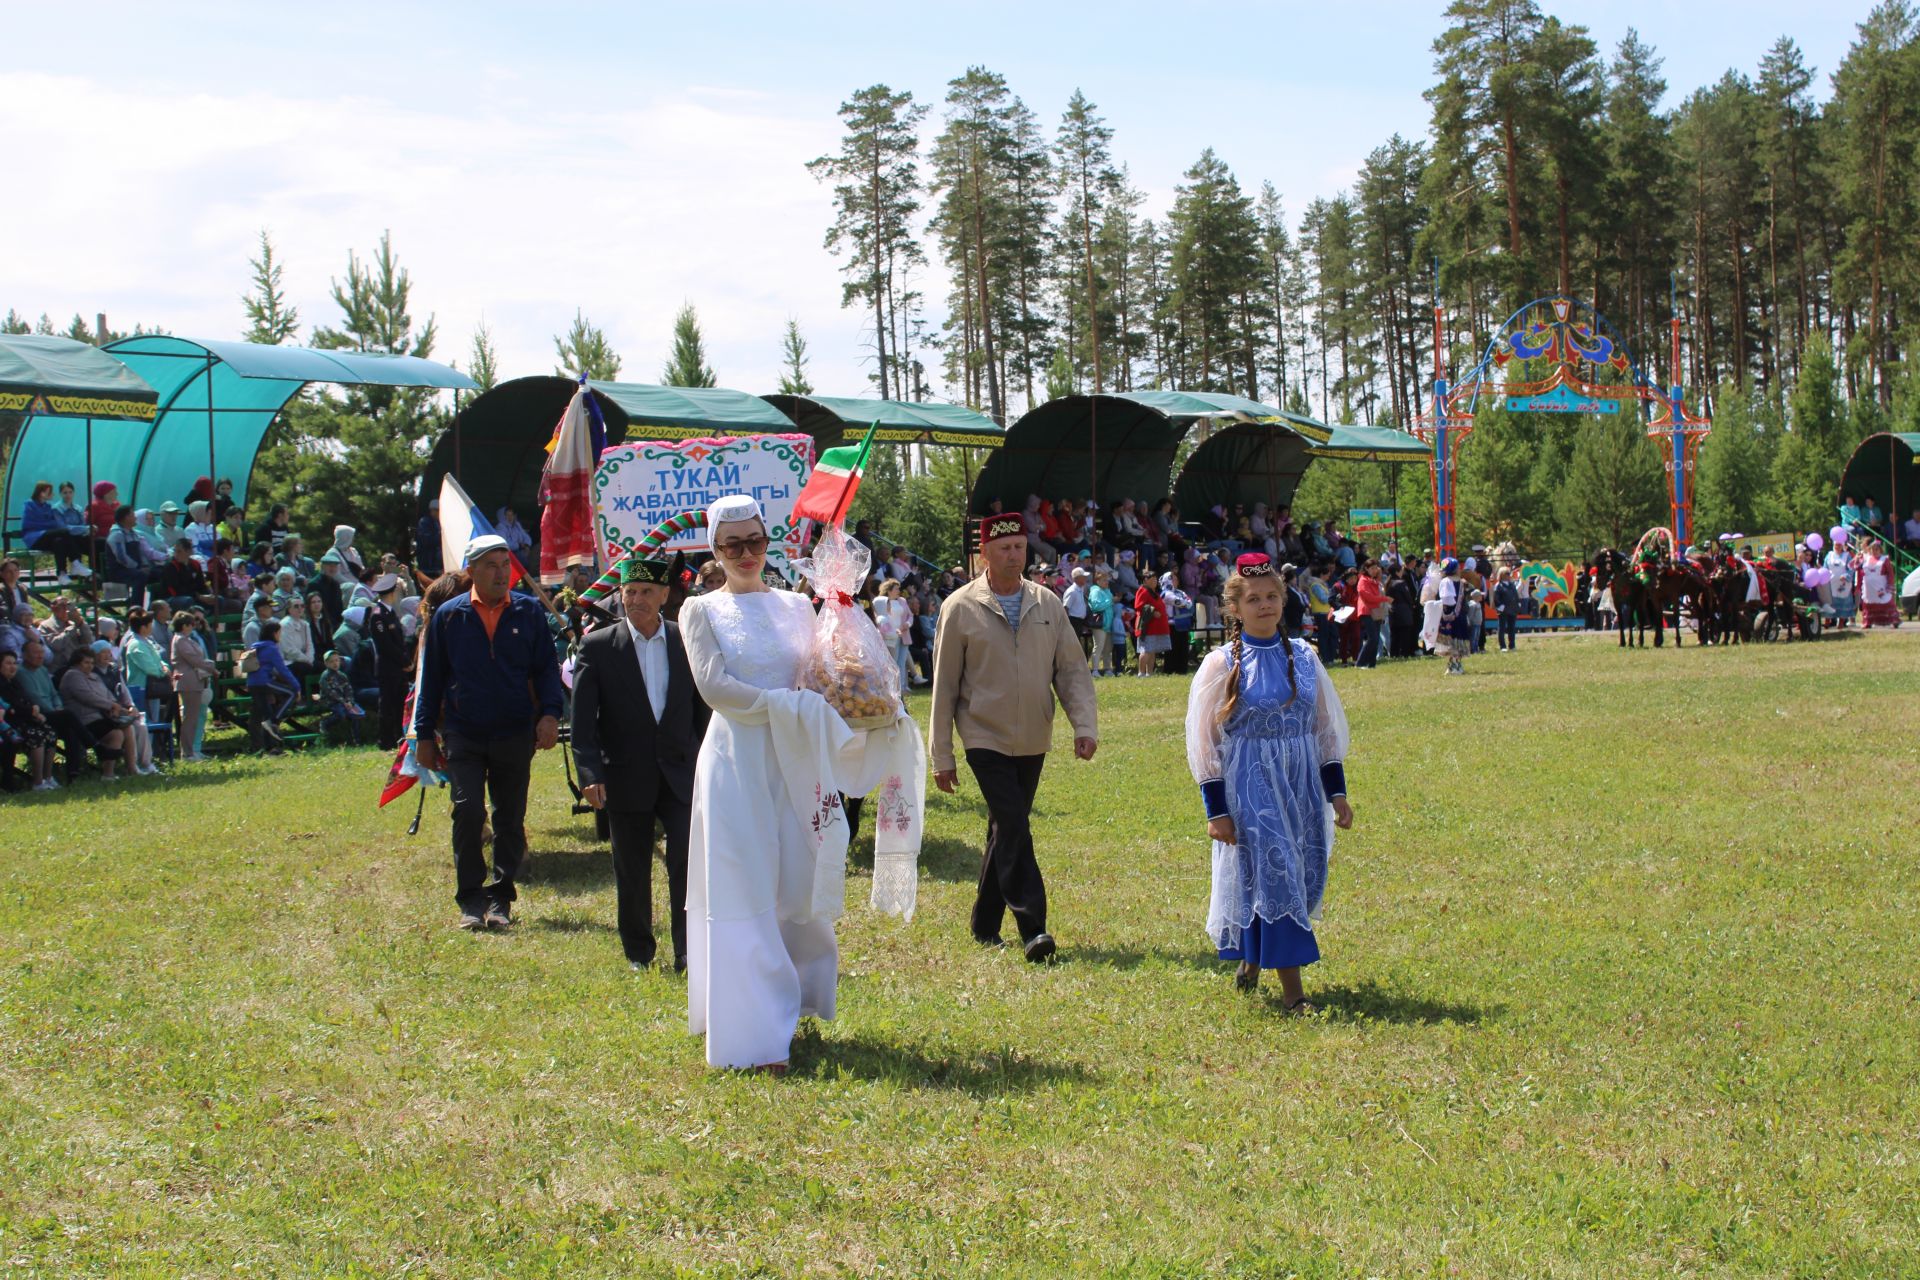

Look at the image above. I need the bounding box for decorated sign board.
[1348,507,1398,535]
[594,433,815,581]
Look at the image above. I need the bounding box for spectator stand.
[1838,433,1920,591]
[0,333,160,584]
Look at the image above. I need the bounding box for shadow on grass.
[1066,945,1227,975]
[846,834,980,884]
[523,847,612,896]
[789,1028,1093,1094]
[528,912,614,935]
[1306,980,1495,1026]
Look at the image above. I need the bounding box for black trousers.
[964,748,1049,943]
[606,781,692,966]
[1497,615,1518,649]
[445,730,535,912]
[376,668,406,750]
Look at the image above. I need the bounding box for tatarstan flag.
[791,419,878,530]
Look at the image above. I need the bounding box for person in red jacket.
[1353,560,1388,668]
[1134,575,1171,676]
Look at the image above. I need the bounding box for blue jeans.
[1357,618,1382,667]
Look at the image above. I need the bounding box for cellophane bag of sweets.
[793,526,902,730]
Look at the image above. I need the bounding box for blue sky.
[0,1,1877,407]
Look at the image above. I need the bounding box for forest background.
[8,0,1920,565]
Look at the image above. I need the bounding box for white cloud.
[0,71,875,398]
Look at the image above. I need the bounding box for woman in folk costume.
[1185,554,1353,1012]
[1859,544,1900,628]
[675,495,841,1072]
[1435,558,1473,675]
[1824,537,1857,626]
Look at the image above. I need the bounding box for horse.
[1652,561,1716,645]
[1595,548,1662,648]
[1708,555,1752,644]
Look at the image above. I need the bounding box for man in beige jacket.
[931,513,1099,962]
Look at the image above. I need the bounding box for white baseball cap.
[464,534,509,566]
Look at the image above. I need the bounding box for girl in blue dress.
[1186,553,1353,1011]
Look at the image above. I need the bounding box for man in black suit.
[570,555,711,971]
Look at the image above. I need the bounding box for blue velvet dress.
[1187,632,1348,971]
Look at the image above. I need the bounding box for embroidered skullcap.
[979,513,1025,546]
[621,556,672,586]
[1442,557,1460,574]
[707,494,764,533]
[1235,553,1274,578]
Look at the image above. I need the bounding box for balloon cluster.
[1830,525,1851,547]
[1806,532,1825,552]
[1804,567,1831,588]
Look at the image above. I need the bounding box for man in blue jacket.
[414,534,564,930]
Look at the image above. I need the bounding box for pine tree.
[930,67,1018,422]
[254,232,446,555]
[808,85,927,401]
[1829,1,1920,399]
[241,231,300,345]
[1692,382,1776,535]
[660,303,716,387]
[467,324,500,394]
[1,310,28,335]
[554,310,622,380]
[1166,149,1263,395]
[778,319,813,396]
[1554,404,1667,550]
[1054,90,1118,394]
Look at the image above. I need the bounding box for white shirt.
[1062,583,1088,619]
[627,617,669,722]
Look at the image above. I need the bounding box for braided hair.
[1217,571,1297,730]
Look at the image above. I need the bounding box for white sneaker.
[56,574,71,586]
[70,564,92,578]
[33,779,53,792]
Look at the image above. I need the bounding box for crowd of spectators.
[3,473,458,792]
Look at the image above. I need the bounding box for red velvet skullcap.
[1235,553,1275,578]
[979,514,1026,546]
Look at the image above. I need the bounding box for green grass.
[2,632,1918,1277]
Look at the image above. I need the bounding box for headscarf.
[188,476,214,502]
[333,525,365,572]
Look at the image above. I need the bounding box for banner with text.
[594,433,815,581]
[1348,507,1399,534]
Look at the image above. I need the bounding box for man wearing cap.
[366,572,410,751]
[415,535,566,931]
[930,513,1099,962]
[571,555,711,971]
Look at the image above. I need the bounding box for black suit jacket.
[570,619,710,812]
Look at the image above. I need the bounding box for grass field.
[2,631,1917,1277]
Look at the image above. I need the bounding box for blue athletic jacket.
[414,591,564,742]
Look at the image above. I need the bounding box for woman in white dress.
[678,495,839,1072]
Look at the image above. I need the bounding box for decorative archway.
[1413,295,1711,555]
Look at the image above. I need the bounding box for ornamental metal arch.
[1412,294,1711,555]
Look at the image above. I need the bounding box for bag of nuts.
[791,526,902,730]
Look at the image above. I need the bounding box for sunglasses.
[714,535,770,559]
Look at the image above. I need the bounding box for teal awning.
[761,394,1004,450]
[587,382,795,440]
[1307,422,1429,460]
[1839,432,1920,524]
[1,336,474,540]
[0,333,157,420]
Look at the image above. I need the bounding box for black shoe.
[673,956,688,974]
[1022,933,1057,963]
[974,933,1005,949]
[457,909,485,931]
[484,902,511,930]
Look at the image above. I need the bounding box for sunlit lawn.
[2,630,1917,1277]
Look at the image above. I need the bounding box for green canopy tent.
[0,333,161,558]
[422,376,798,527]
[0,333,158,421]
[759,394,1005,453]
[2,336,474,552]
[1839,433,1920,529]
[971,390,1296,517]
[1171,422,1316,518]
[1305,422,1429,462]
